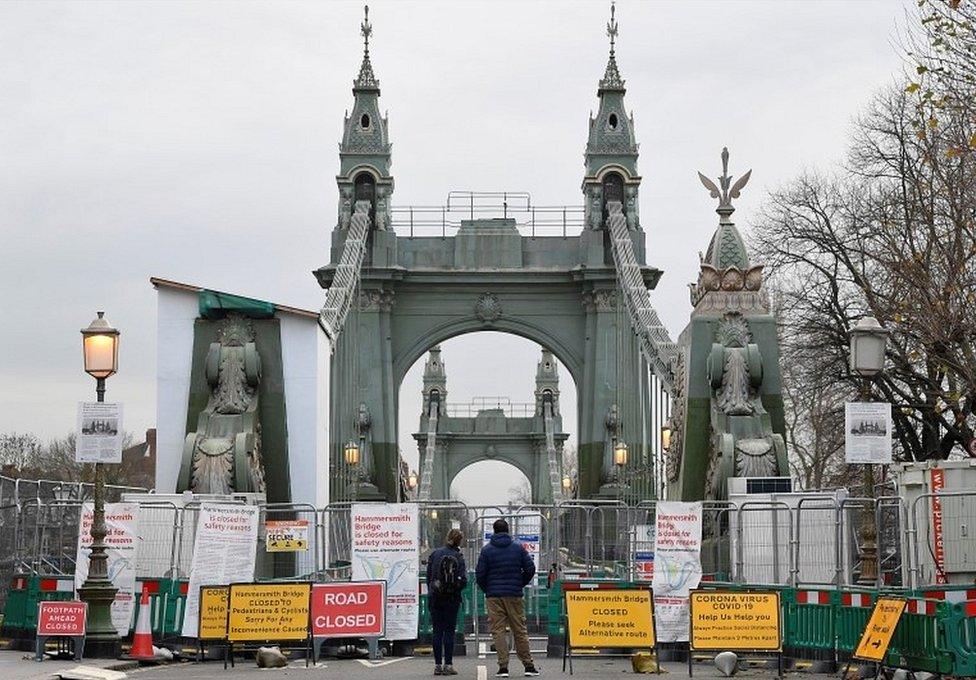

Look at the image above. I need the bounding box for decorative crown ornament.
[697,147,752,225]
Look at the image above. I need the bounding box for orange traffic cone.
[129,583,155,660]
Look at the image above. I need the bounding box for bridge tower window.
[602,171,625,224]
[360,113,371,129]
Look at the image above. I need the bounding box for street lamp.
[78,311,120,656]
[850,316,888,379]
[613,440,629,468]
[661,424,672,453]
[407,470,418,491]
[849,315,888,585]
[344,440,361,466]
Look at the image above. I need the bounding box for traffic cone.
[129,583,156,660]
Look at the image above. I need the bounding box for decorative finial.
[599,1,625,91]
[361,4,372,57]
[607,1,618,57]
[354,4,378,89]
[697,147,752,225]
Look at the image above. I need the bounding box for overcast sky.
[0,0,910,502]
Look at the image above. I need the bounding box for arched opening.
[398,331,577,506]
[354,171,376,225]
[601,171,624,223]
[360,113,371,129]
[608,113,618,130]
[451,460,531,507]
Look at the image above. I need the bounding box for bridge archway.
[450,460,532,507]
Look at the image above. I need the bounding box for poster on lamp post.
[351,503,420,641]
[180,503,259,638]
[74,401,123,463]
[73,502,140,636]
[845,402,893,464]
[652,501,703,642]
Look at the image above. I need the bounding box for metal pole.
[77,377,120,656]
[859,378,879,584]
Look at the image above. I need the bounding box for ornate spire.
[697,147,752,226]
[355,4,378,90]
[599,2,625,92]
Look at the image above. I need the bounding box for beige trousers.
[486,596,534,668]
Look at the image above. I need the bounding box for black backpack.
[432,551,463,596]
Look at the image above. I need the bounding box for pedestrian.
[476,518,540,677]
[426,528,468,676]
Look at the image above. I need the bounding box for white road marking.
[477,664,488,680]
[356,657,412,667]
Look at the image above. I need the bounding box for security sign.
[266,520,309,552]
[854,597,907,662]
[311,581,386,638]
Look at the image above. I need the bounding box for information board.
[266,520,309,552]
[311,581,386,638]
[227,582,311,643]
[198,585,229,641]
[181,503,259,638]
[854,597,907,662]
[351,503,419,640]
[689,590,781,651]
[73,502,139,636]
[37,601,87,637]
[565,589,656,649]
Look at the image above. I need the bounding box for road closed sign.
[565,589,655,649]
[854,597,907,662]
[690,590,781,651]
[37,601,87,637]
[311,581,386,638]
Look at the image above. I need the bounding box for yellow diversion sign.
[227,582,311,642]
[854,597,907,662]
[565,589,655,649]
[198,585,229,641]
[690,590,782,651]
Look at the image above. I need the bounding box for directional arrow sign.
[854,598,907,662]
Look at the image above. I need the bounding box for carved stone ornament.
[475,293,502,323]
[581,289,617,313]
[359,289,395,312]
[181,313,266,496]
[665,349,687,484]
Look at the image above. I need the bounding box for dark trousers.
[429,597,460,665]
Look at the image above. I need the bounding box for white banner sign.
[652,501,703,642]
[481,512,542,574]
[181,503,259,638]
[351,503,419,641]
[74,502,140,636]
[75,401,123,463]
[845,401,893,464]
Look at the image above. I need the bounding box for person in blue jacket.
[475,519,539,677]
[426,528,467,675]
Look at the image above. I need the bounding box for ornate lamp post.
[850,315,888,584]
[613,440,629,468]
[561,474,573,499]
[344,440,360,501]
[78,312,120,656]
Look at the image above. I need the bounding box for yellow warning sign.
[265,520,309,552]
[227,582,311,642]
[198,585,228,641]
[854,597,907,662]
[690,590,782,652]
[565,589,655,649]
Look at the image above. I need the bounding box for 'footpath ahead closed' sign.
[311,581,386,638]
[690,590,781,651]
[37,601,87,637]
[565,589,656,649]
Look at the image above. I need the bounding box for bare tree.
[753,83,976,464]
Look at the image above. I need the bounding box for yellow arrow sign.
[854,597,907,662]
